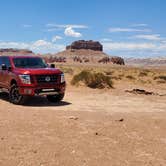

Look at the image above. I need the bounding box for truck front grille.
[35,75,59,84]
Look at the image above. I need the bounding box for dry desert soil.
[0,64,166,166]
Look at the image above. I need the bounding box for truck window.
[1,57,11,67]
[0,57,2,66]
[13,57,47,68]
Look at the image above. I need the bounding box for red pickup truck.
[0,56,66,105]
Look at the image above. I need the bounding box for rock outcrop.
[66,40,103,51]
[98,56,125,65]
[110,56,125,65]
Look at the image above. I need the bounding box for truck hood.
[14,68,62,75]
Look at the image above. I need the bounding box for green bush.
[71,70,113,89]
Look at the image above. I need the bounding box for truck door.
[0,57,3,87]
[1,57,11,89]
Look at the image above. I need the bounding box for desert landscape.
[0,0,165,165]
[0,41,166,165]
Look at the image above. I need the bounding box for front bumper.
[19,82,66,96]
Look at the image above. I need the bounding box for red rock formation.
[98,56,125,65]
[66,40,103,51]
[110,56,125,65]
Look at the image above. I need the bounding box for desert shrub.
[71,70,113,89]
[139,71,148,77]
[118,74,124,77]
[139,79,151,84]
[154,75,166,81]
[154,75,166,83]
[157,80,166,84]
[126,75,135,80]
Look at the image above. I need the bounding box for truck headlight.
[61,74,65,83]
[19,75,31,84]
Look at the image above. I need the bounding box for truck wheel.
[9,84,27,105]
[47,93,64,103]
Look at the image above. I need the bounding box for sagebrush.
[71,70,113,89]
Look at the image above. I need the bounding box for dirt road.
[0,87,166,166]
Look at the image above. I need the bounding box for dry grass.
[56,63,166,87]
[57,65,74,75]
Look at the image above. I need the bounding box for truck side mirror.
[8,66,12,71]
[1,64,7,70]
[50,64,55,68]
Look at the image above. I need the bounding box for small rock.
[119,118,124,122]
[116,118,124,122]
[71,150,75,154]
[1,137,4,140]
[69,116,78,120]
[32,150,37,154]
[125,89,156,95]
[95,132,99,135]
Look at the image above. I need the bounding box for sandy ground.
[0,83,166,166]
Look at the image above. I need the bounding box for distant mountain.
[125,57,166,66]
[0,48,34,55]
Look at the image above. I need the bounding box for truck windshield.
[13,57,47,68]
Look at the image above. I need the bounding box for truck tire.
[47,93,64,103]
[9,84,27,105]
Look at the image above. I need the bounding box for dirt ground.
[0,65,166,166]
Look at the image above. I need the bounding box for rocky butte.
[66,40,103,51]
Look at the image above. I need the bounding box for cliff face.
[66,40,103,51]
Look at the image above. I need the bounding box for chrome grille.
[35,75,58,83]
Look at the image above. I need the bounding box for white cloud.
[32,40,52,48]
[46,24,87,36]
[131,24,148,27]
[100,38,112,42]
[0,42,29,48]
[132,34,161,41]
[161,40,166,43]
[46,28,60,32]
[0,40,65,53]
[30,40,65,52]
[102,41,166,57]
[46,24,88,29]
[64,26,82,37]
[109,27,151,33]
[102,42,156,51]
[23,24,32,28]
[158,43,166,50]
[52,36,62,42]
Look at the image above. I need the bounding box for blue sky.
[0,0,165,57]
